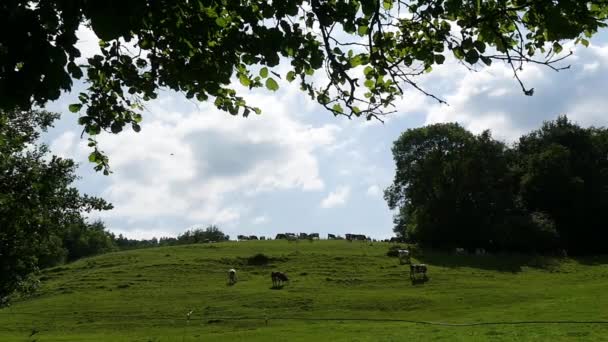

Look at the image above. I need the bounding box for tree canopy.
[1,1,607,172]
[385,117,608,254]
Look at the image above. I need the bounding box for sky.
[40,28,608,241]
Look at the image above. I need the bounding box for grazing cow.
[260,236,266,240]
[475,248,486,255]
[410,264,427,280]
[249,235,259,240]
[299,233,309,239]
[346,234,366,241]
[237,235,249,241]
[328,234,336,240]
[271,271,289,288]
[455,247,466,255]
[286,234,298,242]
[355,234,367,241]
[275,234,286,240]
[398,249,411,264]
[227,269,237,285]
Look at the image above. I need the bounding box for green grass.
[2,240,608,341]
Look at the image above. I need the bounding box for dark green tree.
[61,220,117,262]
[1,1,607,172]
[516,116,608,254]
[384,123,514,248]
[0,109,112,299]
[386,117,608,254]
[177,225,228,244]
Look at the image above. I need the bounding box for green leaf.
[239,74,251,87]
[88,152,98,163]
[215,17,228,27]
[581,38,590,47]
[69,103,83,113]
[435,54,446,64]
[465,49,479,64]
[253,107,262,115]
[265,77,279,91]
[260,67,269,78]
[332,104,344,114]
[111,122,122,134]
[553,42,563,54]
[286,71,296,82]
[453,47,465,60]
[473,40,486,53]
[358,25,368,36]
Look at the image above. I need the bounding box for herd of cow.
[236,233,377,241]
[226,247,427,289]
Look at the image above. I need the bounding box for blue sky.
[40,29,608,240]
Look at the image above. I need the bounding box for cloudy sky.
[41,29,608,240]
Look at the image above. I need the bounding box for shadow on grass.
[571,255,608,266]
[410,277,429,285]
[270,285,285,290]
[416,250,565,273]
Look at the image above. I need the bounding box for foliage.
[111,225,228,250]
[516,116,608,254]
[0,109,112,299]
[2,1,608,172]
[385,116,608,254]
[176,225,229,244]
[113,235,162,250]
[2,241,608,340]
[61,220,117,262]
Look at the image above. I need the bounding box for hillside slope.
[2,240,608,341]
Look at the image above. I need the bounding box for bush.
[176,225,228,244]
[247,253,271,265]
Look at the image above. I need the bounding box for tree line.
[385,116,608,255]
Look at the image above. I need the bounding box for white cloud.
[50,131,77,158]
[366,185,381,197]
[320,186,351,208]
[252,216,269,224]
[50,86,340,235]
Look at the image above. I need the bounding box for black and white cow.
[410,264,427,280]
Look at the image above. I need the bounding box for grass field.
[2,240,608,341]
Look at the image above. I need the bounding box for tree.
[1,1,607,172]
[383,123,503,248]
[61,220,117,262]
[516,116,608,254]
[177,225,228,244]
[386,117,608,254]
[0,109,112,299]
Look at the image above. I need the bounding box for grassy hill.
[1,240,608,341]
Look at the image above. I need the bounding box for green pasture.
[2,240,608,341]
